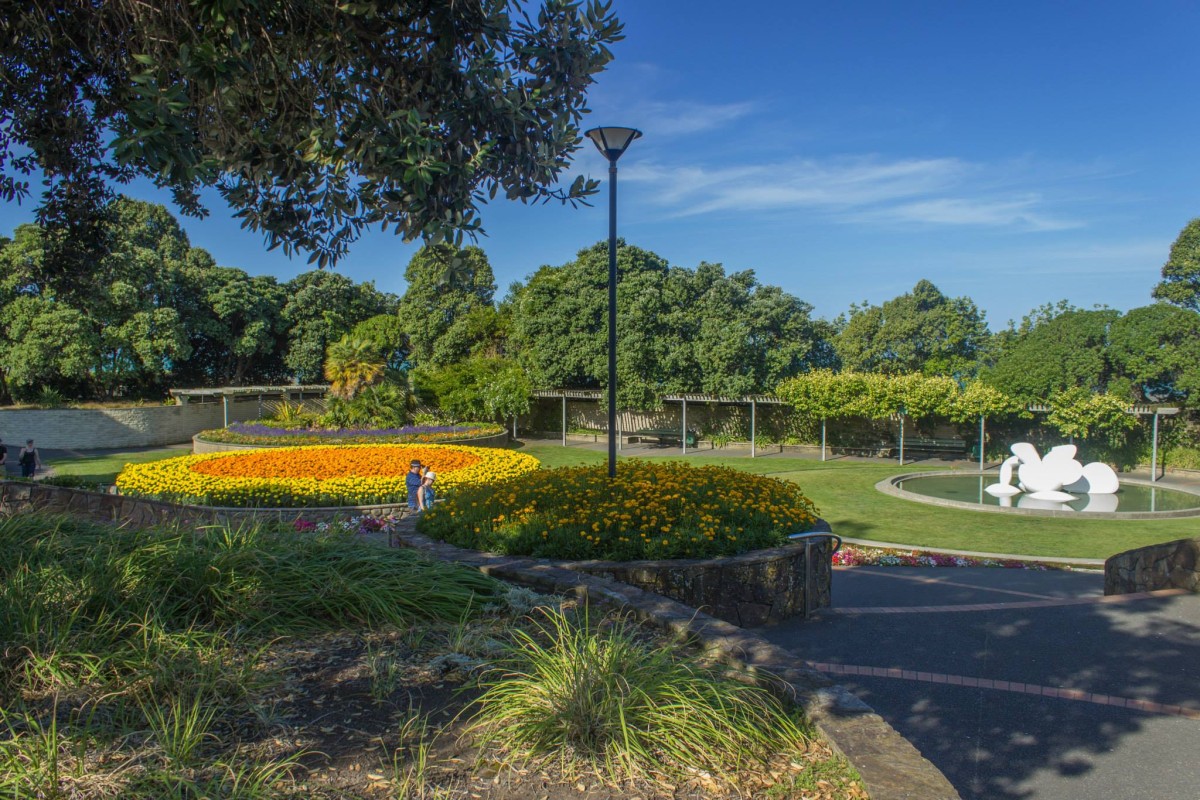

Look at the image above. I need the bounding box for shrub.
[419,460,818,560]
[470,607,810,786]
[197,421,503,446]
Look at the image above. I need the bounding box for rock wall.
[0,481,413,528]
[1105,537,1200,595]
[568,520,835,627]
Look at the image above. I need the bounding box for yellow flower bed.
[418,460,819,560]
[116,444,540,508]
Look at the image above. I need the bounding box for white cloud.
[620,154,1086,231]
[630,100,757,137]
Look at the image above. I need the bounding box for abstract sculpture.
[985,442,1119,508]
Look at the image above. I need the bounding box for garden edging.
[390,521,960,800]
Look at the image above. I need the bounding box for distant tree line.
[3,200,1199,426]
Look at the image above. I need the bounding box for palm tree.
[324,337,385,400]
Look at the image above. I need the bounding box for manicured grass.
[516,443,1196,559]
[49,446,186,484]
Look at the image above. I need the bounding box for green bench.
[903,437,967,457]
[635,428,699,447]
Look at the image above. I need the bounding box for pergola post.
[898,413,905,466]
[222,394,229,428]
[562,394,567,447]
[1151,411,1160,483]
[821,418,827,462]
[682,397,688,455]
[979,415,986,473]
[750,399,757,458]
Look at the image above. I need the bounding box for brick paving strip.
[831,587,1188,615]
[809,661,1200,721]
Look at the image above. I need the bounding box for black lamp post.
[585,126,642,479]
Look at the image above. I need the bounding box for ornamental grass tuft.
[0,513,502,696]
[470,606,811,786]
[419,460,818,560]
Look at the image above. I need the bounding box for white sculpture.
[984,442,1119,504]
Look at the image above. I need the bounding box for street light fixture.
[585,126,642,479]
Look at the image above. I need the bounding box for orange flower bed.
[115,444,540,508]
[191,447,484,481]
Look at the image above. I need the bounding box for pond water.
[895,474,1200,514]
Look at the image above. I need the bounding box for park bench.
[903,437,967,457]
[634,428,699,447]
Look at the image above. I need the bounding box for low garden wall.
[1104,537,1200,595]
[0,481,412,528]
[564,519,835,627]
[192,430,510,453]
[0,402,262,449]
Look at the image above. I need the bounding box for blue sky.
[2,0,1197,328]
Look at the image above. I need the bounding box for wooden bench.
[902,437,967,456]
[634,428,699,447]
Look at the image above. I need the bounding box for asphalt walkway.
[761,566,1200,800]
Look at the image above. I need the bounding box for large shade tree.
[0,0,623,274]
[1152,218,1200,312]
[982,308,1119,402]
[834,279,989,376]
[396,244,498,368]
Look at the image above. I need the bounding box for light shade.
[585,126,642,162]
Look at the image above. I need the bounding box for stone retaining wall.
[1105,537,1200,595]
[566,520,834,627]
[390,523,959,800]
[0,481,413,528]
[0,402,263,449]
[192,430,510,454]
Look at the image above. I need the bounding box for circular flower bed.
[197,422,504,446]
[116,444,540,508]
[418,460,818,560]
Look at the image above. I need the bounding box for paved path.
[761,566,1200,800]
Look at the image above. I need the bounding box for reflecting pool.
[895,474,1200,514]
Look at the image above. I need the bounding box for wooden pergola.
[169,385,330,428]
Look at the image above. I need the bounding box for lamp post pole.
[585,127,642,479]
[606,157,618,478]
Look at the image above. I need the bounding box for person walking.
[18,439,40,478]
[0,437,7,476]
[406,460,423,511]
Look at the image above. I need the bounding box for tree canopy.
[834,280,989,376]
[0,0,623,271]
[1152,218,1200,312]
[507,242,830,408]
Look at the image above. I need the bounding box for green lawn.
[516,443,1195,560]
[50,447,186,484]
[44,441,1194,560]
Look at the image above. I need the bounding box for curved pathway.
[761,565,1200,800]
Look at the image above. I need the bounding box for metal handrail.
[787,531,842,618]
[788,531,842,553]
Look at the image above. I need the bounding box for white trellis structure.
[532,390,790,458]
[170,385,330,428]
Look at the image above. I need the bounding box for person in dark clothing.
[406,460,423,511]
[18,439,40,478]
[0,438,7,475]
